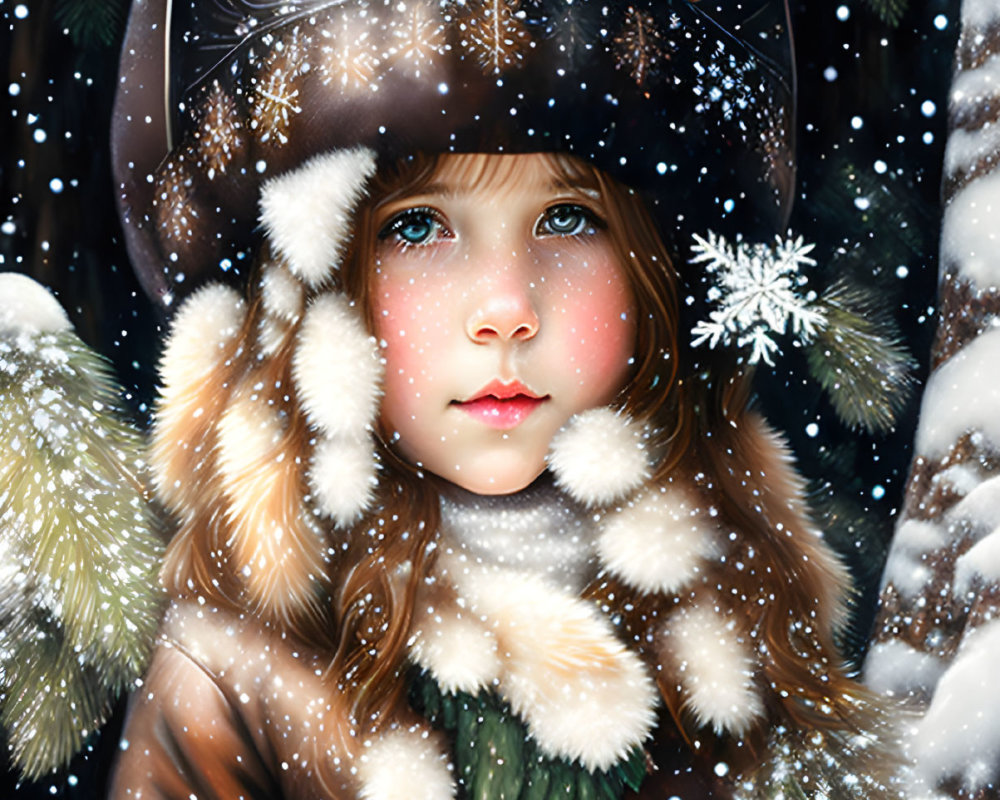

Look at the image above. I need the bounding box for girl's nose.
[465,256,540,344]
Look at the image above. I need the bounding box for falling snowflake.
[690,231,825,366]
[613,6,668,87]
[455,0,530,75]
[194,80,243,179]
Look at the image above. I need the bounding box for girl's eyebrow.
[411,182,456,199]
[406,180,601,201]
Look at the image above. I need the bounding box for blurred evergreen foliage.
[54,0,129,50]
[864,0,911,27]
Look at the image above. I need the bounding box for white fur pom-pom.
[453,565,658,772]
[293,293,382,437]
[0,273,71,337]
[260,263,304,322]
[358,727,455,800]
[547,408,654,507]
[661,604,763,736]
[259,147,376,287]
[599,484,720,595]
[410,590,501,695]
[159,284,245,399]
[308,436,378,528]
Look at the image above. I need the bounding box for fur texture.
[357,726,455,800]
[261,262,305,322]
[292,293,382,438]
[598,482,721,594]
[292,290,382,525]
[409,598,501,695]
[259,147,377,286]
[153,284,246,514]
[308,435,379,528]
[547,408,655,507]
[661,603,764,736]
[746,415,852,634]
[256,315,289,357]
[443,557,659,771]
[217,392,327,618]
[0,273,71,336]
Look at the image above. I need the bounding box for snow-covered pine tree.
[866,2,1000,797]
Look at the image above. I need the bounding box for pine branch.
[806,282,916,434]
[862,0,909,27]
[739,691,904,799]
[0,291,164,780]
[54,0,129,50]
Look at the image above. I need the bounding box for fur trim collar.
[408,461,751,773]
[412,552,659,772]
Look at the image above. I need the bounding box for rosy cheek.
[373,275,453,411]
[556,264,635,388]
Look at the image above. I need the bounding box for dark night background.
[1,0,957,795]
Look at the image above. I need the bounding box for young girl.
[105,1,903,797]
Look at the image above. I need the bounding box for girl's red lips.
[453,380,548,429]
[462,379,544,403]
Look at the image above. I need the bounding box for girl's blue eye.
[536,204,601,237]
[378,209,445,246]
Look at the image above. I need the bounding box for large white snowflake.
[690,231,825,366]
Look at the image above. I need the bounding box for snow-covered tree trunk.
[865,3,1000,798]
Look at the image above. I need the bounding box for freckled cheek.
[551,268,636,388]
[372,276,456,414]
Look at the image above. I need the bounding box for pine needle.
[0,329,164,779]
[54,0,128,50]
[806,283,916,435]
[862,0,909,27]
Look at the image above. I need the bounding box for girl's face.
[371,153,636,495]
